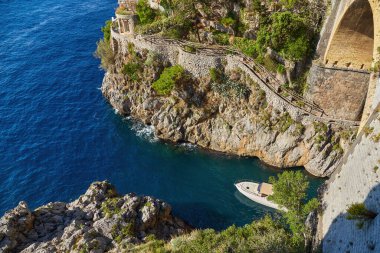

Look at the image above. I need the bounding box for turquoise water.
[0,0,323,230]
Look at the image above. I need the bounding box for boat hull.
[234,182,286,211]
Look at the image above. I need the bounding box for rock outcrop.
[0,181,190,253]
[101,41,355,177]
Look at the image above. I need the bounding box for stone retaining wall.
[320,103,380,253]
[111,29,359,128]
[306,65,370,121]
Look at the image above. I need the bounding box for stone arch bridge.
[307,0,380,125]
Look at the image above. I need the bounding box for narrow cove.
[0,0,323,231]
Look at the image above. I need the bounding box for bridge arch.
[324,0,375,70]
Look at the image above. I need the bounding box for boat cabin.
[257,183,273,197]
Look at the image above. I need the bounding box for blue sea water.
[0,0,323,230]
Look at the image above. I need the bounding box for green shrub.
[251,0,267,15]
[136,17,172,35]
[347,203,377,229]
[373,61,380,73]
[160,15,193,39]
[129,239,166,252]
[111,222,135,244]
[127,42,135,55]
[212,31,230,45]
[152,65,185,95]
[170,215,295,253]
[332,143,344,154]
[283,34,309,60]
[372,133,380,143]
[293,122,305,136]
[101,20,112,42]
[122,62,142,81]
[291,71,310,95]
[276,112,294,133]
[260,55,279,72]
[183,45,196,53]
[255,11,312,60]
[314,134,326,145]
[339,129,354,141]
[232,37,257,57]
[363,126,374,137]
[221,16,236,27]
[160,0,172,11]
[136,0,157,24]
[258,109,273,129]
[101,197,121,218]
[94,39,115,71]
[209,68,224,83]
[277,64,286,74]
[313,122,328,133]
[269,171,319,246]
[295,100,305,108]
[144,201,153,207]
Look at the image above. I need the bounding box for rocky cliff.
[0,181,190,253]
[101,36,356,177]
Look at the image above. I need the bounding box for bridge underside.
[306,0,379,122]
[324,0,374,70]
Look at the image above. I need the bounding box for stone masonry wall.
[306,65,370,121]
[320,104,380,253]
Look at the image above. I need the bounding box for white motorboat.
[234,181,287,211]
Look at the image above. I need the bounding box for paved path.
[142,35,360,126]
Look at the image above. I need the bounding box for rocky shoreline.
[0,181,190,253]
[101,39,355,177]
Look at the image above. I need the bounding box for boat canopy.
[258,183,273,196]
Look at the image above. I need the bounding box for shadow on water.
[172,202,232,230]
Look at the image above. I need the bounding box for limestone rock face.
[0,181,190,253]
[102,61,348,177]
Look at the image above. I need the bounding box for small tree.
[269,171,319,247]
[152,65,185,95]
[347,203,377,229]
[136,0,157,25]
[94,20,114,70]
[94,39,114,71]
[101,20,112,42]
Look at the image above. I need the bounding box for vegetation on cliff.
[123,171,319,253]
[0,176,319,252]
[269,171,319,246]
[255,11,311,61]
[134,0,322,70]
[346,203,377,229]
[95,20,114,70]
[152,65,186,95]
[136,0,157,25]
